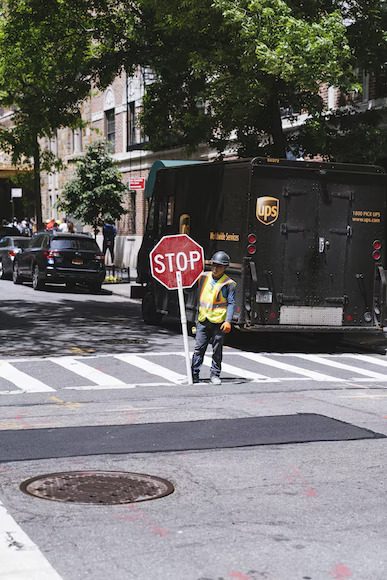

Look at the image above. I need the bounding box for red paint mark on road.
[229,572,251,580]
[331,563,352,579]
[150,526,169,537]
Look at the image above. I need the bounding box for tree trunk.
[33,137,43,230]
[267,85,287,158]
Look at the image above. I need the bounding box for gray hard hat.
[211,251,230,266]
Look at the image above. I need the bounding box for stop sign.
[150,234,204,289]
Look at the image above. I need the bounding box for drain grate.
[20,471,174,505]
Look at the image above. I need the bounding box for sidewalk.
[102,281,144,300]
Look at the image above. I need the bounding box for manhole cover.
[20,471,174,505]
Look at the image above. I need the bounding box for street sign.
[11,188,22,198]
[129,177,145,190]
[149,234,204,385]
[150,234,204,290]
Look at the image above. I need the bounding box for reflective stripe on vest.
[198,272,234,324]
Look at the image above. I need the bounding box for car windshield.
[50,237,100,251]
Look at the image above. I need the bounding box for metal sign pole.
[176,270,193,385]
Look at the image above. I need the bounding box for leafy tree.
[0,0,132,228]
[129,0,352,157]
[57,142,128,238]
[297,0,387,166]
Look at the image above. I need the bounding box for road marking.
[293,354,387,381]
[0,500,62,579]
[346,354,387,369]
[237,353,343,382]
[115,354,186,384]
[65,382,168,390]
[202,356,274,381]
[0,362,55,393]
[50,356,125,386]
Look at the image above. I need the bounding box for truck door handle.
[318,237,330,253]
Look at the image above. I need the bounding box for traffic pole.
[176,270,193,385]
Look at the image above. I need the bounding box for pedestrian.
[67,221,75,233]
[102,218,117,264]
[191,251,236,385]
[58,217,69,233]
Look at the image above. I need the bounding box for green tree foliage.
[297,0,387,166]
[129,0,352,157]
[57,142,128,237]
[128,0,386,163]
[0,0,132,227]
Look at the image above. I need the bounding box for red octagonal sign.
[150,234,204,290]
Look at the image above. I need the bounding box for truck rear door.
[248,163,352,327]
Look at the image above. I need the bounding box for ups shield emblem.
[256,196,280,226]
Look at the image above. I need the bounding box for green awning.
[144,160,203,198]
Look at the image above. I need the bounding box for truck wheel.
[13,263,22,285]
[142,291,162,324]
[32,265,44,290]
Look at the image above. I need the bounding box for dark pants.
[191,320,225,378]
[103,239,115,263]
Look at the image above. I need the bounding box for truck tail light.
[247,232,256,255]
[372,240,382,261]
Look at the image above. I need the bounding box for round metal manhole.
[20,471,174,505]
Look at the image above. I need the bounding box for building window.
[105,109,116,151]
[127,101,137,148]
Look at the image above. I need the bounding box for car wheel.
[142,291,163,325]
[0,260,4,280]
[32,265,44,290]
[13,262,22,284]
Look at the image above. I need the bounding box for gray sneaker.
[210,375,221,385]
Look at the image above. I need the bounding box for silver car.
[0,236,31,279]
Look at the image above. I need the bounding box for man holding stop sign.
[191,250,236,385]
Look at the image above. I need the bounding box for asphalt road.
[1,278,387,580]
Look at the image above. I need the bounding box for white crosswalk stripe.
[237,352,343,382]
[50,356,126,386]
[0,352,387,395]
[0,361,55,393]
[114,353,186,384]
[292,354,387,380]
[202,355,274,382]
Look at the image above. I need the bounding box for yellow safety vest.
[198,272,234,324]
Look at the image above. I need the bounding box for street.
[0,278,387,580]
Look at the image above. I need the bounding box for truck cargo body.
[137,158,387,340]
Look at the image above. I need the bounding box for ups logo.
[256,196,280,226]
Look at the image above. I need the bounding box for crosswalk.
[0,351,386,395]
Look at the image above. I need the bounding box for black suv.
[13,232,106,291]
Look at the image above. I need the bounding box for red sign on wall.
[129,177,145,190]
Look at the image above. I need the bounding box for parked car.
[12,232,106,291]
[0,236,31,279]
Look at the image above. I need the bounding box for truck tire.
[142,291,162,325]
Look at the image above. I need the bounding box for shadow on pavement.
[0,298,182,358]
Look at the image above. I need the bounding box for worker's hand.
[220,321,232,334]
